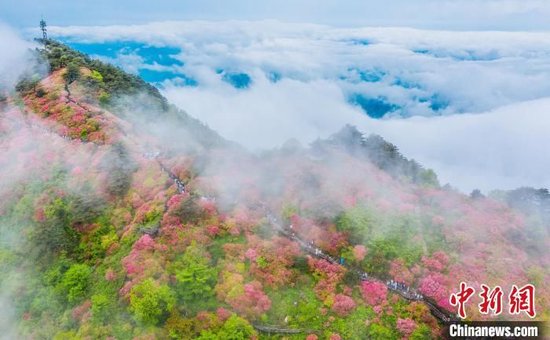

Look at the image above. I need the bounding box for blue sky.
[2,0,550,30]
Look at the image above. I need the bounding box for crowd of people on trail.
[273,217,458,323]
[143,150,186,194]
[134,158,457,324]
[387,279,423,301]
[174,178,185,193]
[143,151,160,160]
[286,225,343,266]
[286,222,425,300]
[160,163,185,194]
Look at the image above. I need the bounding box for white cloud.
[368,99,550,192]
[162,74,365,150]
[0,23,37,89]
[164,76,550,193]
[49,21,550,115]
[48,21,550,192]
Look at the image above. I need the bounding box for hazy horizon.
[22,20,550,193]
[3,0,550,31]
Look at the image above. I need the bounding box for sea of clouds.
[0,24,37,90]
[39,21,550,192]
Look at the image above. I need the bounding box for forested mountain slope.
[0,41,547,339]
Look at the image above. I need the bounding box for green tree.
[129,278,176,325]
[63,63,81,84]
[368,323,395,340]
[31,197,81,258]
[216,315,256,339]
[15,76,40,94]
[98,92,110,106]
[330,306,373,340]
[53,331,79,340]
[198,315,256,340]
[363,238,398,276]
[288,289,324,330]
[165,312,200,339]
[172,198,205,224]
[335,207,373,244]
[410,324,433,340]
[172,242,216,303]
[100,142,137,197]
[91,293,112,322]
[90,70,104,82]
[58,263,91,303]
[420,168,439,187]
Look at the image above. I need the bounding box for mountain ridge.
[0,39,548,339]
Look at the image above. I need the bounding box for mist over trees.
[0,35,548,340]
[314,125,439,187]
